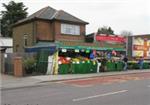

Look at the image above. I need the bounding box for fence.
[36,49,54,75]
[4,53,14,75]
[3,52,36,75]
[0,53,5,73]
[2,50,54,76]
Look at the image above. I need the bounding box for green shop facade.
[25,35,126,75]
[54,34,126,74]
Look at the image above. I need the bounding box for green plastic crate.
[106,61,116,71]
[85,61,92,73]
[71,62,82,74]
[58,64,70,74]
[90,61,97,73]
[116,61,123,71]
[143,63,150,69]
[133,63,139,69]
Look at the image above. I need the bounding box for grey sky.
[0,0,150,35]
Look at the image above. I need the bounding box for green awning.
[59,46,125,51]
[56,41,126,51]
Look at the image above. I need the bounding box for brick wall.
[13,22,34,52]
[13,20,87,52]
[54,21,86,41]
[36,20,54,41]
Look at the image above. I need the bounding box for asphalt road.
[1,74,150,105]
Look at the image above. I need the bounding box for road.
[1,73,150,105]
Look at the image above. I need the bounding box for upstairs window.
[61,23,80,35]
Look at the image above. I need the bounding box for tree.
[120,30,133,36]
[97,26,114,35]
[0,1,28,37]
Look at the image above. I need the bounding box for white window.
[61,23,80,35]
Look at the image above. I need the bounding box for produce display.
[58,54,150,74]
[128,60,150,69]
[58,56,97,74]
[58,57,71,64]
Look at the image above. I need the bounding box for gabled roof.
[53,10,88,24]
[14,6,88,26]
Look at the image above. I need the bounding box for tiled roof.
[54,10,88,24]
[14,6,88,26]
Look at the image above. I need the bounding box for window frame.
[61,23,80,35]
[23,34,28,47]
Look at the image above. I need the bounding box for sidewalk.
[1,69,150,90]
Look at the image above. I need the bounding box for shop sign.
[75,49,79,53]
[62,49,67,52]
[86,50,90,53]
[96,35,126,43]
[81,49,85,52]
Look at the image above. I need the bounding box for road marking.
[73,90,128,102]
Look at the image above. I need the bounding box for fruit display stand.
[58,57,71,74]
[71,58,85,74]
[128,61,150,69]
[143,63,150,69]
[89,61,97,73]
[71,60,97,74]
[106,61,116,72]
[116,61,124,71]
[71,61,83,74]
[143,61,150,69]
[58,64,70,74]
[58,56,98,74]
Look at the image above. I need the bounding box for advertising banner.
[132,37,150,58]
[96,35,126,43]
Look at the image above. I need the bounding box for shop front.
[57,40,126,74]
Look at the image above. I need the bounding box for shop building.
[12,6,128,75]
[13,6,126,53]
[13,6,88,52]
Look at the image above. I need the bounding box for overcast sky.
[0,0,150,35]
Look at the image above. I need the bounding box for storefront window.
[61,23,80,35]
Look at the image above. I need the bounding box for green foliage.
[23,58,36,74]
[97,26,114,35]
[0,1,28,37]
